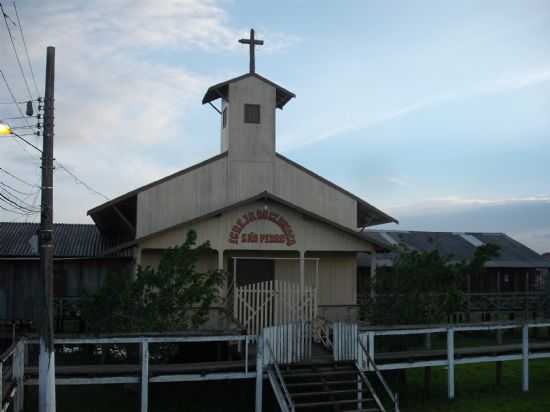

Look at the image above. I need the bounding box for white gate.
[263,321,312,365]
[234,280,317,336]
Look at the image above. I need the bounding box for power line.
[0,190,39,213]
[0,167,41,188]
[0,180,37,196]
[55,161,110,201]
[12,1,40,97]
[0,99,37,104]
[0,2,35,102]
[0,69,31,126]
[0,185,39,211]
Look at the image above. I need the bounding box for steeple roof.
[202,72,295,109]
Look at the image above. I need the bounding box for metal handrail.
[357,336,399,412]
[264,338,295,412]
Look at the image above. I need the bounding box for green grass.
[24,360,550,411]
[395,359,550,412]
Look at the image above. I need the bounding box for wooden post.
[233,258,238,327]
[522,324,529,392]
[424,333,432,394]
[0,361,3,412]
[13,340,25,412]
[140,341,149,412]
[496,326,503,386]
[447,328,455,400]
[370,252,377,300]
[255,334,263,412]
[525,271,529,320]
[357,374,363,411]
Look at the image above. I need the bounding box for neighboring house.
[357,230,550,321]
[0,222,132,331]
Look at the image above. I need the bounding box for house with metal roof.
[357,230,550,321]
[0,222,132,330]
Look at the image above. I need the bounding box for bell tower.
[202,29,295,201]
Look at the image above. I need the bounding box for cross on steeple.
[239,28,264,73]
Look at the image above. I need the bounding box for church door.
[231,258,274,287]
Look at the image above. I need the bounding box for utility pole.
[38,46,56,412]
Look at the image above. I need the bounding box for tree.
[82,230,226,333]
[363,243,500,326]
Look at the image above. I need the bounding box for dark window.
[222,107,227,128]
[244,104,260,124]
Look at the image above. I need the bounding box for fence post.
[256,334,264,412]
[0,361,3,412]
[522,324,529,392]
[368,333,375,372]
[141,341,149,412]
[447,327,455,400]
[13,340,25,412]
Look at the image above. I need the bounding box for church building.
[86,30,396,331]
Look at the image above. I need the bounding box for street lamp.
[0,119,42,152]
[0,120,13,136]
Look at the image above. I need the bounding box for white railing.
[357,337,399,412]
[24,333,255,412]
[0,340,25,412]
[359,321,550,400]
[264,338,295,412]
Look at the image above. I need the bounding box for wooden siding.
[136,155,228,238]
[274,156,357,229]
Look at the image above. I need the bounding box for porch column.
[217,249,224,270]
[299,251,305,321]
[370,251,377,300]
[299,250,305,292]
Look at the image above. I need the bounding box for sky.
[1,0,549,253]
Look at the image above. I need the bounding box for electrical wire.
[0,167,40,188]
[0,2,35,103]
[0,185,38,211]
[55,161,110,201]
[0,180,36,196]
[12,1,40,97]
[0,69,31,127]
[0,190,39,213]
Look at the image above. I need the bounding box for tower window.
[222,107,227,128]
[244,104,260,124]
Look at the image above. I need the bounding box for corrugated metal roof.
[358,230,550,268]
[0,222,132,258]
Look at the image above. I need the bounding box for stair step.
[286,379,359,388]
[283,366,355,375]
[283,370,358,379]
[341,409,379,412]
[295,398,376,409]
[291,389,371,398]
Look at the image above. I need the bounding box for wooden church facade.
[86,71,396,330]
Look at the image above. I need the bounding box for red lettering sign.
[228,209,296,246]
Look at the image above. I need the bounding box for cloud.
[0,0,297,224]
[282,66,550,151]
[385,194,550,217]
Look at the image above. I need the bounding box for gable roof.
[276,153,398,227]
[105,191,390,255]
[202,72,296,109]
[87,152,228,237]
[0,222,132,259]
[358,230,550,269]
